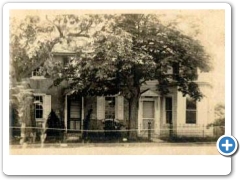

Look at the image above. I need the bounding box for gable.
[141,90,159,97]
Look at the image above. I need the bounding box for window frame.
[165,97,173,124]
[31,66,45,79]
[34,95,44,121]
[63,56,70,67]
[105,96,116,120]
[185,97,197,124]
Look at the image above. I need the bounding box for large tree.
[53,14,211,139]
[10,13,211,139]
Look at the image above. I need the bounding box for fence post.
[20,122,27,145]
[148,121,151,141]
[63,130,67,143]
[40,122,46,148]
[169,123,173,139]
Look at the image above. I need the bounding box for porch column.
[81,97,84,131]
[64,95,68,132]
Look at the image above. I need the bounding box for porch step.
[66,133,82,142]
[151,138,165,143]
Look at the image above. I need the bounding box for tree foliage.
[10,14,101,80]
[49,14,211,100]
[213,103,225,126]
[10,14,211,98]
[207,103,225,133]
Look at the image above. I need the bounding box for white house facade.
[26,54,215,140]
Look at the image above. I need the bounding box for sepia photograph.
[9,8,225,156]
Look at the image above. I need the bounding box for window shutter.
[43,95,51,121]
[116,96,124,120]
[97,97,105,120]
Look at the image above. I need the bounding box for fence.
[9,124,224,145]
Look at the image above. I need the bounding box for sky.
[10,9,225,105]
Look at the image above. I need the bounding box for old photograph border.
[3,2,231,175]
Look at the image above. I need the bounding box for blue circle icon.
[217,135,238,156]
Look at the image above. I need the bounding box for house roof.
[52,42,75,55]
[52,36,92,56]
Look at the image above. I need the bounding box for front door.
[67,95,82,132]
[142,101,155,132]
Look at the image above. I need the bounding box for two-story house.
[28,48,215,141]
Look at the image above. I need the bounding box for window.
[165,97,172,124]
[186,97,197,124]
[105,97,115,119]
[63,57,69,66]
[34,96,43,119]
[63,56,75,67]
[166,63,179,80]
[32,66,44,77]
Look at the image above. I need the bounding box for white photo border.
[3,2,231,175]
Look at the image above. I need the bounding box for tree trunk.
[128,94,139,140]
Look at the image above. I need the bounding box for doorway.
[142,101,155,131]
[67,95,82,132]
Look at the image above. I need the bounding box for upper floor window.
[186,97,197,124]
[63,56,75,67]
[32,66,45,78]
[165,63,180,80]
[63,57,69,67]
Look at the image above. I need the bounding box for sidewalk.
[9,140,218,155]
[10,139,216,148]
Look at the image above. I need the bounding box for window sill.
[184,123,198,126]
[162,123,173,127]
[36,119,44,122]
[30,76,46,80]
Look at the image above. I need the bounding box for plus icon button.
[217,135,238,156]
[222,139,233,151]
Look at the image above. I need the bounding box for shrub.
[46,110,65,142]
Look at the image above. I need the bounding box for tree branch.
[67,20,93,38]
[46,15,63,38]
[67,32,90,38]
[140,88,150,95]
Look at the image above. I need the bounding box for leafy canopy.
[10,14,211,100]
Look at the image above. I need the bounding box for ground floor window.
[186,97,197,124]
[105,97,115,119]
[34,95,43,119]
[165,97,172,124]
